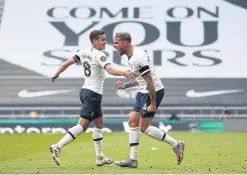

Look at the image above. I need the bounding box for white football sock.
[163,134,178,148]
[57,124,84,149]
[145,126,177,147]
[93,127,104,157]
[129,127,140,160]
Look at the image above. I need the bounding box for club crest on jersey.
[100,56,107,62]
[137,63,143,69]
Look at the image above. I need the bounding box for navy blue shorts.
[79,88,103,121]
[133,88,164,118]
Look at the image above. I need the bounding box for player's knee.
[128,112,139,127]
[78,118,90,131]
[78,123,88,131]
[95,123,103,129]
[93,116,103,129]
[128,120,138,128]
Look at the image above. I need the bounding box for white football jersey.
[73,48,110,94]
[128,47,164,93]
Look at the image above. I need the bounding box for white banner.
[0,0,247,78]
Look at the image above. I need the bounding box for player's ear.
[93,39,97,44]
[125,41,130,47]
[124,41,127,47]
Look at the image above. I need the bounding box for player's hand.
[116,80,126,89]
[147,104,156,113]
[52,74,59,83]
[123,71,134,79]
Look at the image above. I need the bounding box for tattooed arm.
[116,79,138,89]
[142,72,156,107]
[142,72,156,112]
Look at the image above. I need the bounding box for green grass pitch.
[0,132,246,174]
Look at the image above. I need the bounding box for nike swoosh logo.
[186,89,244,98]
[18,89,73,98]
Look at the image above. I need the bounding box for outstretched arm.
[116,79,138,89]
[104,64,133,79]
[52,58,76,82]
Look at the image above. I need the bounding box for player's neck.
[92,44,100,51]
[126,45,134,59]
[92,47,99,51]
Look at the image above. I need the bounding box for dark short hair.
[115,32,131,42]
[89,30,105,44]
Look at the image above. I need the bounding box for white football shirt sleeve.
[96,52,111,68]
[73,49,84,63]
[134,54,151,76]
